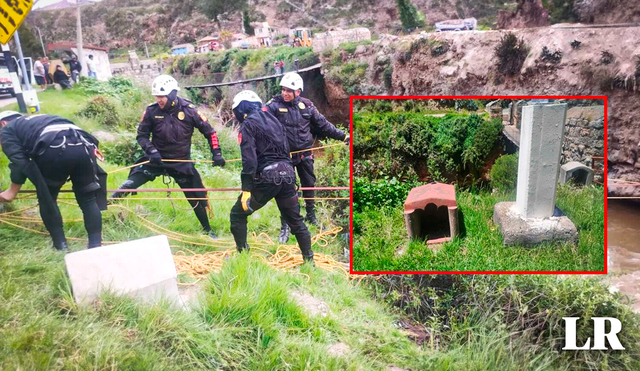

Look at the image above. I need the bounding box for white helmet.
[0,111,22,122]
[280,72,303,92]
[232,90,263,109]
[151,75,180,96]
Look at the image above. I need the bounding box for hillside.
[21,0,640,57]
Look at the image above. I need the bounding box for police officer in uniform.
[230,90,314,263]
[265,72,349,243]
[110,75,226,238]
[0,111,107,250]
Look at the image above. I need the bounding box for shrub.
[540,46,562,64]
[397,0,425,30]
[490,153,518,193]
[430,41,449,57]
[600,50,615,65]
[353,176,420,213]
[372,274,640,371]
[383,65,393,90]
[100,133,143,166]
[494,32,529,76]
[77,96,121,128]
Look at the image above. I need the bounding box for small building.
[231,33,259,49]
[47,42,112,81]
[171,44,195,56]
[197,35,224,53]
[253,22,279,47]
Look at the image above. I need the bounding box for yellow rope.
[106,142,347,174]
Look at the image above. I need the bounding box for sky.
[33,0,103,10]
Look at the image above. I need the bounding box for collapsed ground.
[0,77,637,369]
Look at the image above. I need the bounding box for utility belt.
[291,150,313,164]
[255,161,295,185]
[37,125,102,160]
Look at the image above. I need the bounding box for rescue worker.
[110,75,225,238]
[230,90,314,263]
[265,72,349,243]
[0,111,107,251]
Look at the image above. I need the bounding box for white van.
[435,18,478,32]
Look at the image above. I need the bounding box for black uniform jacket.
[239,110,291,192]
[136,97,221,174]
[264,95,346,152]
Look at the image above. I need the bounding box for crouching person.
[229,91,314,264]
[0,112,107,250]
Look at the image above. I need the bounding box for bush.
[494,32,529,76]
[383,65,393,90]
[600,50,615,65]
[100,133,143,165]
[354,112,503,183]
[490,153,518,193]
[372,274,640,371]
[353,176,420,213]
[77,96,121,128]
[540,46,562,64]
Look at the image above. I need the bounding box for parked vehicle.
[0,55,16,97]
[435,18,478,32]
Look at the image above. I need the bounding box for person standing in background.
[87,55,97,79]
[33,57,46,90]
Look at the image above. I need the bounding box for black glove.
[149,151,163,166]
[212,150,226,167]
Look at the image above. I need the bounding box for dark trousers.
[111,165,212,232]
[35,139,102,248]
[230,181,313,258]
[294,155,316,213]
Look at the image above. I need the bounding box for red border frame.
[349,95,608,275]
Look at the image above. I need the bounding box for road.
[0,94,17,108]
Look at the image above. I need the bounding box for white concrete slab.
[64,235,179,306]
[516,103,568,219]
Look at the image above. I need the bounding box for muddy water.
[607,200,640,271]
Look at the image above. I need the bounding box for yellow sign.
[0,0,35,44]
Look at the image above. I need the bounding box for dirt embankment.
[320,26,640,195]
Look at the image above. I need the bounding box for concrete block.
[559,161,594,186]
[493,202,578,246]
[64,235,179,306]
[516,103,568,219]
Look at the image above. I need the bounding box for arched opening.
[569,168,589,185]
[410,203,451,242]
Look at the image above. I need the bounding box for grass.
[353,184,605,272]
[1,79,636,371]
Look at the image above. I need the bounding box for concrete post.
[516,103,568,219]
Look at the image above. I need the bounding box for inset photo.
[350,97,606,274]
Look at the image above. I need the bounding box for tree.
[397,0,425,30]
[199,0,246,23]
[242,9,254,35]
[14,25,43,59]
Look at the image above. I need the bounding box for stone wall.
[313,28,371,53]
[111,59,164,86]
[561,106,605,178]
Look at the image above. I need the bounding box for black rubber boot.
[304,207,318,226]
[54,240,69,252]
[236,243,250,253]
[206,229,219,240]
[303,254,315,266]
[278,218,290,244]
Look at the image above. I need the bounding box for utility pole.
[34,26,47,57]
[13,31,32,91]
[76,0,86,77]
